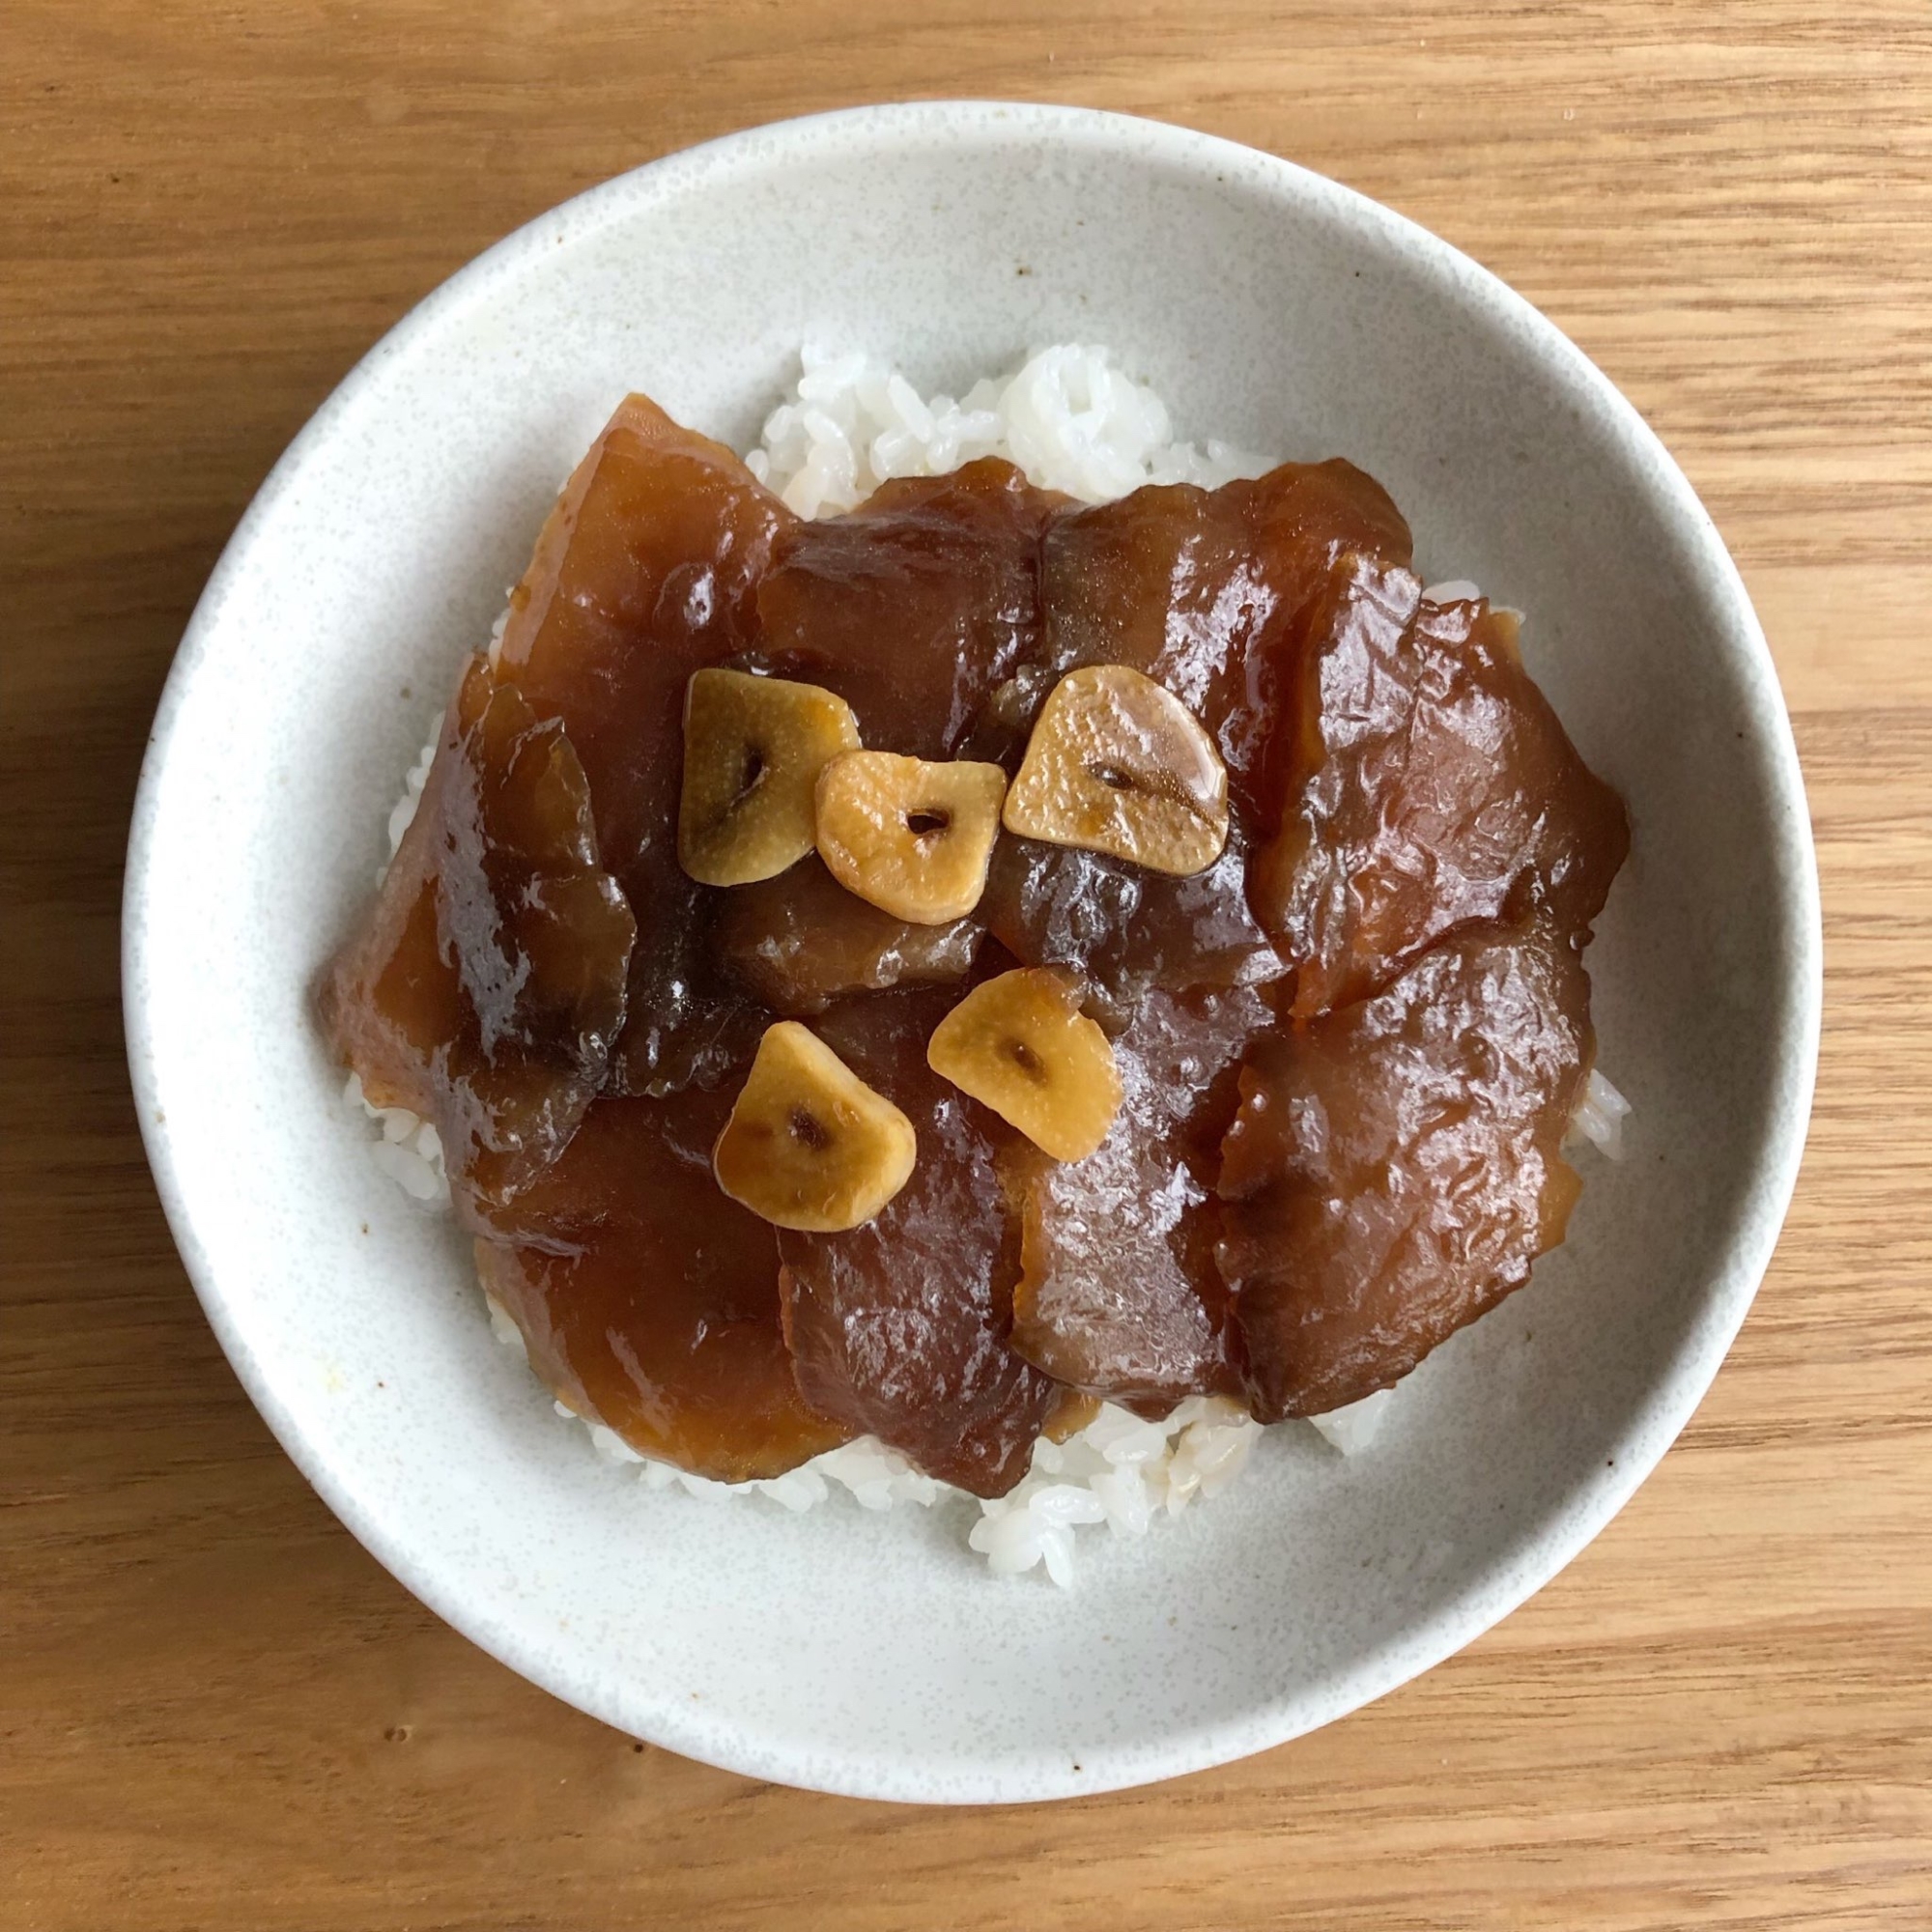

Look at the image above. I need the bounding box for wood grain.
[5,3,1929,1926]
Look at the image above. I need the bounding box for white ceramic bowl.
[125,102,1820,1803]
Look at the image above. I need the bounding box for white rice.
[377,723,442,885]
[345,1070,448,1207]
[968,1398,1259,1586]
[344,346,1631,1582]
[746,343,1268,516]
[1569,1065,1633,1161]
[1307,1386,1399,1455]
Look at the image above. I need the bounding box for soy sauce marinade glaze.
[319,393,1628,1494]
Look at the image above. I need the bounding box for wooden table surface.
[7,4,1930,1926]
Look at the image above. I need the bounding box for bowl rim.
[123,99,1824,1803]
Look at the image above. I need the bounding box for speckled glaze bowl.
[124,103,1820,1802]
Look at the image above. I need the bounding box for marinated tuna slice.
[713,857,983,1015]
[1253,563,1630,1018]
[320,658,635,1221]
[1034,461,1412,811]
[1006,987,1270,1408]
[776,989,1062,1496]
[755,458,1064,758]
[474,1084,848,1482]
[323,379,1634,1511]
[494,394,797,1094]
[980,835,1284,1024]
[1217,923,1592,1421]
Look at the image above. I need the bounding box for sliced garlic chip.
[926,967,1122,1162]
[815,751,1008,924]
[679,668,861,887]
[714,1021,917,1231]
[1003,665,1229,876]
